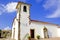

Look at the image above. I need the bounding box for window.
[23,6,27,12]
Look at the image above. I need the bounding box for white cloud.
[3,26,11,30]
[43,0,57,9]
[0,2,17,15]
[5,2,17,13]
[46,9,60,18]
[43,0,60,18]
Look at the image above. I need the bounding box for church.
[12,2,60,40]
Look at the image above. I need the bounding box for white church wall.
[15,19,19,40]
[45,24,58,38]
[57,28,60,37]
[12,3,30,40]
[16,4,21,19]
[16,12,19,19]
[19,21,58,40]
[29,22,43,38]
[20,4,30,16]
[12,19,59,40]
[12,18,19,40]
[12,19,15,39]
[19,4,30,40]
[30,21,58,39]
[20,23,30,40]
[20,4,30,25]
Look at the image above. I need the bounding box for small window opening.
[23,6,27,12]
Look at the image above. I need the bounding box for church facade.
[12,2,60,40]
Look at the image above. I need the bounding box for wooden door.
[30,29,34,38]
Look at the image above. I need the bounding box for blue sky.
[0,0,60,30]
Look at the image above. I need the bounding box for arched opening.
[43,27,49,38]
[23,6,27,12]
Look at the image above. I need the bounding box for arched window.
[23,6,27,12]
[43,27,49,38]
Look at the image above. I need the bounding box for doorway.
[30,29,34,38]
[43,27,49,38]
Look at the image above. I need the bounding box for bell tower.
[16,2,30,25]
[16,2,30,40]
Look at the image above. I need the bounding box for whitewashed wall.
[12,3,30,40]
[20,4,30,40]
[19,21,59,40]
[12,18,19,40]
[12,18,16,39]
[29,21,58,38]
[57,28,60,37]
[14,19,18,40]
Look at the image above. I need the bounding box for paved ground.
[39,37,60,40]
[31,37,60,40]
[0,37,60,40]
[0,38,13,40]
